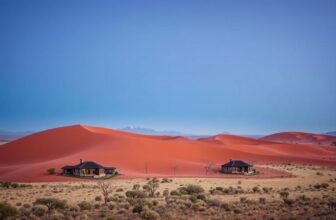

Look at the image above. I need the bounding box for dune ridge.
[0,125,335,182]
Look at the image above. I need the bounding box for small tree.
[97,181,114,205]
[47,168,56,175]
[143,178,160,197]
[203,160,214,176]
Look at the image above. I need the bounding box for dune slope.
[0,125,335,182]
[260,132,336,146]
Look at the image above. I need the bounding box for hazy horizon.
[1,0,335,134]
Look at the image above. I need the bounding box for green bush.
[47,167,56,175]
[32,204,48,217]
[179,185,204,195]
[34,198,66,210]
[279,191,289,199]
[126,190,147,198]
[140,207,160,220]
[132,204,144,213]
[0,202,18,219]
[78,201,92,211]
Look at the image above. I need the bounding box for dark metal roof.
[222,160,251,167]
[62,161,116,170]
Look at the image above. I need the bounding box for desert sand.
[0,125,335,182]
[261,131,336,146]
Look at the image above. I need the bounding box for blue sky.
[0,0,335,135]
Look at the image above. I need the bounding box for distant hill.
[1,124,335,182]
[119,126,209,138]
[324,131,336,136]
[260,132,336,146]
[0,130,33,142]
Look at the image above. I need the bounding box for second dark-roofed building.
[62,159,116,178]
[221,159,252,174]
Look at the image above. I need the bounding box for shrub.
[179,185,204,195]
[140,207,160,220]
[11,183,19,188]
[0,202,18,219]
[68,205,80,212]
[116,188,124,192]
[126,190,147,199]
[163,189,169,197]
[47,167,56,175]
[283,198,295,206]
[95,196,102,201]
[279,191,289,199]
[1,182,12,188]
[132,204,144,213]
[196,194,206,201]
[32,204,48,217]
[133,184,141,190]
[240,197,247,203]
[143,178,160,197]
[49,210,64,220]
[34,198,66,210]
[78,201,92,211]
[252,186,260,193]
[206,199,221,207]
[259,197,266,204]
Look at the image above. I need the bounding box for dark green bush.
[126,190,147,199]
[47,167,56,175]
[0,202,18,219]
[179,185,204,195]
[78,201,92,211]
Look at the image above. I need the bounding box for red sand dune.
[260,132,336,146]
[0,125,335,182]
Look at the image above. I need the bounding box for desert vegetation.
[0,165,336,219]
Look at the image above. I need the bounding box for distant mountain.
[119,126,209,139]
[324,131,336,136]
[0,130,33,142]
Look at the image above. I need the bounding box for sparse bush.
[132,204,144,213]
[78,201,92,211]
[32,204,48,217]
[240,197,247,203]
[163,189,169,197]
[259,197,266,204]
[133,184,141,190]
[283,198,295,206]
[49,210,64,220]
[206,199,221,207]
[279,191,289,199]
[252,186,260,193]
[34,198,66,210]
[179,185,204,195]
[95,196,102,201]
[0,202,18,219]
[116,188,124,192]
[126,190,147,198]
[47,167,56,175]
[143,178,160,197]
[140,207,160,220]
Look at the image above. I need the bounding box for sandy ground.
[1,164,335,207]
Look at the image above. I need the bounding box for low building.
[221,160,253,174]
[62,159,116,178]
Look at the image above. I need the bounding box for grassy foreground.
[0,164,336,219]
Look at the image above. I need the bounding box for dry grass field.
[1,164,336,219]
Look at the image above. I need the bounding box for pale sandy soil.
[1,164,335,207]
